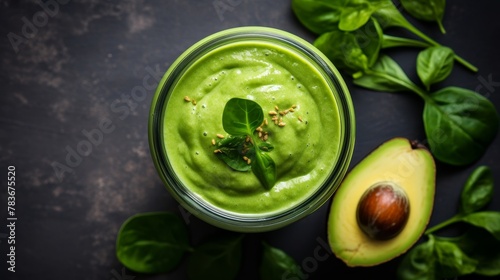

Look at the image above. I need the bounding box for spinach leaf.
[372,0,477,72]
[218,98,277,189]
[314,17,382,74]
[397,236,437,280]
[397,235,477,280]
[460,166,494,215]
[259,242,300,280]
[401,0,447,34]
[417,46,454,91]
[433,237,478,278]
[116,212,191,273]
[460,211,500,240]
[446,227,500,276]
[291,0,343,34]
[353,55,422,93]
[258,142,274,152]
[215,136,252,172]
[338,1,387,31]
[423,87,500,166]
[223,98,263,136]
[252,151,277,190]
[187,233,244,280]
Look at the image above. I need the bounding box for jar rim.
[148,26,355,232]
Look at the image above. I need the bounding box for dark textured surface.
[0,0,499,279]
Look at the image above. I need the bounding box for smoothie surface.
[163,40,341,215]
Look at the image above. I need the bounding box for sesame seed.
[243,156,249,161]
[289,108,295,112]
[216,134,225,139]
[264,118,268,125]
[214,149,221,154]
[263,134,268,141]
[274,105,279,111]
[298,116,303,122]
[291,104,297,109]
[184,96,191,102]
[269,111,278,116]
[256,127,263,132]
[258,131,262,138]
[211,139,216,145]
[284,109,289,114]
[278,122,286,127]
[247,158,252,164]
[191,99,197,105]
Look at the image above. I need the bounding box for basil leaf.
[433,238,478,278]
[223,98,264,136]
[448,227,500,276]
[291,0,343,34]
[187,233,243,280]
[116,212,190,273]
[400,0,446,34]
[397,236,437,280]
[252,151,277,190]
[215,136,252,172]
[314,18,382,73]
[354,55,419,92]
[460,211,500,240]
[417,46,454,90]
[259,242,300,280]
[460,166,494,215]
[423,87,500,166]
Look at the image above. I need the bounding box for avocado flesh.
[327,137,435,267]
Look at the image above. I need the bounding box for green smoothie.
[163,40,341,215]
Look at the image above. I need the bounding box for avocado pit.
[356,182,410,240]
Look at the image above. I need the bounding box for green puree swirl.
[163,41,341,215]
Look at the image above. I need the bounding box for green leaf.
[423,87,500,166]
[314,18,383,73]
[397,235,478,280]
[258,142,274,152]
[291,0,343,34]
[116,212,190,274]
[187,233,243,280]
[400,0,447,34]
[338,4,373,31]
[397,236,437,280]
[446,227,500,276]
[223,98,264,136]
[417,46,454,90]
[460,166,494,214]
[460,211,500,240]
[354,55,419,93]
[433,238,478,278]
[252,151,277,190]
[372,0,477,72]
[215,136,252,172]
[259,242,300,280]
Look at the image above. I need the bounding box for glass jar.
[148,27,355,232]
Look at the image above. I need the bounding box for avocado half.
[327,137,436,267]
